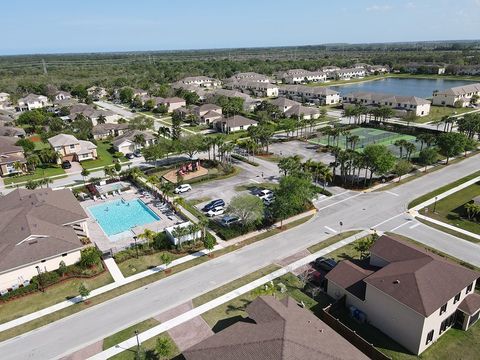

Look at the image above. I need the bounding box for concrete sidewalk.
[88,230,371,359]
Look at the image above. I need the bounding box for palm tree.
[13,161,24,174]
[41,177,53,188]
[157,126,171,139]
[394,139,408,159]
[404,142,416,161]
[26,154,40,172]
[104,166,115,180]
[347,135,360,151]
[137,229,156,248]
[97,114,106,124]
[160,180,174,202]
[133,133,146,151]
[81,168,90,186]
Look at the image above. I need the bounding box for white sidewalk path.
[88,230,371,359]
[103,258,126,284]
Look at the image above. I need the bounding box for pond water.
[330,77,476,98]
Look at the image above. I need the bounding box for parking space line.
[385,191,399,197]
[389,221,410,232]
[324,226,338,233]
[409,222,420,229]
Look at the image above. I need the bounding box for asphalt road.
[0,154,479,359]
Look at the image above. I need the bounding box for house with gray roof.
[227,72,271,83]
[225,80,279,97]
[432,83,480,107]
[17,94,51,111]
[0,126,26,138]
[276,69,327,84]
[178,76,221,88]
[48,134,97,163]
[183,295,369,360]
[112,130,156,155]
[0,136,27,177]
[92,123,129,140]
[278,85,340,105]
[0,188,89,293]
[69,104,121,125]
[326,234,480,355]
[214,115,257,133]
[343,91,431,117]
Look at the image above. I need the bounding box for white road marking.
[385,191,399,197]
[372,213,404,228]
[409,223,420,229]
[324,226,338,233]
[249,178,260,184]
[316,192,363,211]
[315,190,350,204]
[389,221,410,232]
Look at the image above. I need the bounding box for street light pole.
[134,330,140,356]
[433,196,438,213]
[36,266,44,292]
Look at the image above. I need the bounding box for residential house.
[214,115,258,133]
[112,130,156,155]
[54,91,72,101]
[157,97,186,113]
[227,72,271,83]
[69,104,121,125]
[194,104,223,125]
[332,68,366,80]
[0,126,26,138]
[325,235,480,355]
[0,188,89,293]
[285,104,320,120]
[0,111,15,126]
[367,64,390,74]
[0,136,27,177]
[178,76,221,88]
[343,91,431,117]
[183,295,369,360]
[165,221,201,246]
[0,92,13,110]
[446,65,480,76]
[404,63,446,75]
[172,82,209,101]
[0,93,9,102]
[48,134,97,163]
[213,89,261,111]
[225,80,279,97]
[277,69,327,84]
[270,97,301,112]
[92,123,129,140]
[278,85,341,105]
[322,66,341,74]
[17,94,50,111]
[132,89,148,98]
[432,83,480,107]
[87,86,108,100]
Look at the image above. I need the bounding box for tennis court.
[309,127,420,157]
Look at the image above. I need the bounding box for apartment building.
[227,72,271,83]
[225,80,279,97]
[277,69,327,84]
[432,83,480,107]
[278,85,340,105]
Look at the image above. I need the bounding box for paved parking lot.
[269,140,334,165]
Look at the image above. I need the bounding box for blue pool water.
[88,199,160,236]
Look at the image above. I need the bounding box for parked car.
[219,215,240,227]
[263,195,275,206]
[174,184,192,194]
[133,149,142,157]
[61,160,72,169]
[125,153,135,159]
[203,199,225,212]
[257,189,273,200]
[207,206,225,217]
[313,257,337,272]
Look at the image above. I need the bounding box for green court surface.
[309,127,419,157]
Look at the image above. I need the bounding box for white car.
[263,194,275,206]
[174,184,192,194]
[257,189,273,200]
[207,206,225,217]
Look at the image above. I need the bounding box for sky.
[1,0,479,55]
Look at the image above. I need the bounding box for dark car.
[313,257,337,272]
[133,149,142,158]
[125,153,135,159]
[61,160,72,169]
[202,199,225,212]
[219,215,239,227]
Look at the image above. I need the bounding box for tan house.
[194,104,223,124]
[158,97,186,113]
[343,92,431,117]
[48,134,97,163]
[432,83,480,107]
[0,136,27,177]
[326,235,480,355]
[214,115,257,133]
[183,295,368,360]
[92,123,129,140]
[112,130,156,155]
[0,188,89,293]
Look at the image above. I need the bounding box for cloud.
[366,4,392,12]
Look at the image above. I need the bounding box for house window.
[466,283,473,294]
[62,253,68,257]
[69,144,75,149]
[426,330,434,344]
[454,293,461,304]
[440,303,447,315]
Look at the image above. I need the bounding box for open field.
[416,105,474,124]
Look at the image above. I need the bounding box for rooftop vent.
[393,280,400,285]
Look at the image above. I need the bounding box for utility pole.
[41,59,47,74]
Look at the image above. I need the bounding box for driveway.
[94,101,135,119]
[64,161,83,174]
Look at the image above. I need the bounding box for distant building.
[178,76,221,88]
[278,85,340,105]
[0,188,89,293]
[17,94,50,111]
[225,80,279,97]
[227,72,271,83]
[404,63,446,75]
[432,83,480,107]
[87,86,108,99]
[326,235,480,355]
[54,91,72,101]
[332,68,366,80]
[157,97,186,113]
[0,136,27,177]
[277,69,326,84]
[343,91,431,117]
[213,89,261,111]
[48,134,97,163]
[183,296,369,360]
[69,104,121,125]
[214,115,258,133]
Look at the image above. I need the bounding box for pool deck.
[81,187,181,253]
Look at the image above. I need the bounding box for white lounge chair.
[100,194,107,200]
[93,195,98,201]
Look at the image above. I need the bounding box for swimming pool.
[88,199,160,236]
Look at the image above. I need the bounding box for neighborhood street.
[0,153,478,360]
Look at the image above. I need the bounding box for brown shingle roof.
[458,293,480,316]
[183,296,369,360]
[325,261,377,300]
[0,189,87,273]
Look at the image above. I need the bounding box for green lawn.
[80,141,117,170]
[0,270,113,324]
[3,165,66,185]
[117,251,184,277]
[103,318,160,350]
[108,331,179,360]
[419,181,480,236]
[415,106,473,124]
[408,170,480,208]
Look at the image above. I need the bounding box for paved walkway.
[103,258,126,284]
[88,230,371,359]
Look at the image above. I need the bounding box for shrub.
[79,247,102,268]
